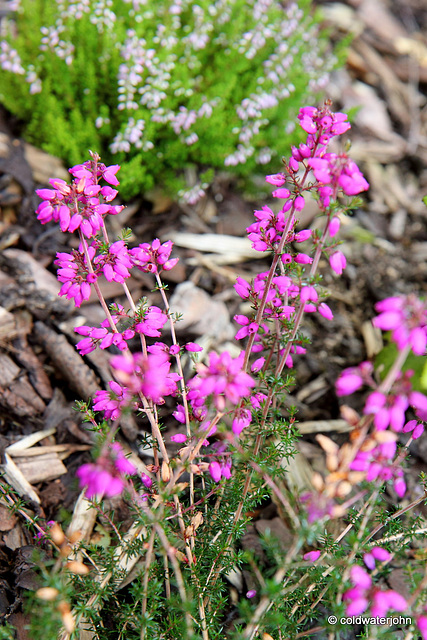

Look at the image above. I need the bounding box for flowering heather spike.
[129,239,178,273]
[188,351,255,412]
[111,352,179,404]
[36,160,124,238]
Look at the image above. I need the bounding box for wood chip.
[0,353,46,417]
[167,231,266,261]
[0,306,17,341]
[361,321,383,358]
[12,332,53,401]
[66,492,97,542]
[298,420,353,434]
[14,453,67,484]
[23,142,68,185]
[2,453,40,504]
[168,281,234,340]
[7,444,90,458]
[34,321,100,400]
[6,428,57,453]
[0,503,17,531]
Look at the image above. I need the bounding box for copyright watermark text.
[328,615,412,626]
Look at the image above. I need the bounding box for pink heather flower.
[93,240,133,284]
[209,461,222,483]
[294,253,312,265]
[318,302,333,320]
[329,250,346,275]
[75,313,135,354]
[363,547,392,570]
[171,433,187,443]
[251,357,265,373]
[281,253,293,264]
[246,590,257,599]
[185,342,203,352]
[307,153,369,198]
[76,442,136,499]
[93,380,134,420]
[188,351,255,411]
[246,205,299,253]
[55,250,96,308]
[234,315,259,341]
[232,408,252,436]
[173,404,186,423]
[76,465,124,499]
[111,352,179,404]
[372,294,427,355]
[34,520,56,543]
[272,187,291,199]
[363,371,427,432]
[300,491,335,524]
[135,306,168,338]
[418,615,427,640]
[294,229,312,243]
[250,392,268,410]
[265,173,286,186]
[234,276,251,299]
[36,168,123,238]
[328,216,340,237]
[298,105,351,140]
[338,159,370,196]
[303,551,321,562]
[110,442,136,475]
[141,473,153,489]
[403,419,425,439]
[279,344,306,369]
[336,361,374,396]
[350,565,372,590]
[294,195,305,211]
[102,164,120,186]
[129,238,178,273]
[344,589,370,616]
[300,285,318,303]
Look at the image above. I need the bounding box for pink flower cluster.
[349,437,406,497]
[111,351,180,404]
[335,294,427,498]
[36,157,123,238]
[75,304,167,355]
[129,238,179,273]
[93,381,135,420]
[188,351,255,412]
[373,295,427,355]
[76,442,137,499]
[343,563,407,618]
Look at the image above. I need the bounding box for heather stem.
[78,230,117,332]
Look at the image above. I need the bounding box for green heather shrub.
[0,0,337,200]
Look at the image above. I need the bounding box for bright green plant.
[0,0,338,200]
